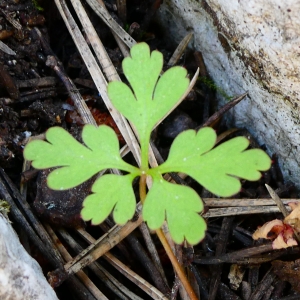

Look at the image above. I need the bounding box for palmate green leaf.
[81,174,137,225]
[107,43,190,142]
[24,125,139,190]
[143,177,206,244]
[23,41,273,247]
[154,127,271,197]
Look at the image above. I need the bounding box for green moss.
[198,76,232,101]
[32,0,44,11]
[0,200,10,221]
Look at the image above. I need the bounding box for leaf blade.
[81,174,137,225]
[24,125,139,190]
[122,43,163,104]
[107,43,190,142]
[155,127,271,197]
[143,177,206,244]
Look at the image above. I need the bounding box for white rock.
[0,213,58,300]
[157,0,300,187]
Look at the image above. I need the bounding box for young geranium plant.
[24,42,271,297]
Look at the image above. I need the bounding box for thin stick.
[48,211,144,287]
[139,222,169,287]
[69,0,161,168]
[197,91,248,129]
[44,224,108,299]
[125,233,170,294]
[156,229,198,300]
[59,229,141,300]
[167,32,193,66]
[194,246,299,265]
[208,217,234,300]
[85,0,136,48]
[203,205,291,218]
[54,0,160,170]
[51,0,200,171]
[70,0,120,83]
[33,27,97,126]
[139,175,198,300]
[175,244,192,300]
[203,198,300,207]
[54,0,134,143]
[89,0,130,57]
[78,229,169,300]
[0,40,16,55]
[265,184,289,217]
[249,268,276,300]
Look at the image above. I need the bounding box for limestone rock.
[0,213,58,300]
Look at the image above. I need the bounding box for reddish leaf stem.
[139,174,198,300]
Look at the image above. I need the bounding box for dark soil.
[0,0,299,299]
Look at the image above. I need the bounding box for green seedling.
[24,42,271,245]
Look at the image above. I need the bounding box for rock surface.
[157,0,300,187]
[0,213,58,300]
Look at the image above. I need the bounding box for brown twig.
[125,233,170,294]
[208,217,234,300]
[189,264,209,300]
[138,221,169,287]
[197,92,248,129]
[44,224,108,299]
[176,244,196,300]
[203,205,292,218]
[249,268,276,300]
[156,229,198,300]
[217,283,241,300]
[193,244,300,265]
[99,221,135,265]
[85,0,136,48]
[58,229,141,300]
[167,32,193,67]
[48,211,143,287]
[33,27,97,126]
[77,228,169,300]
[19,88,57,102]
[194,51,213,122]
[265,184,289,217]
[203,198,300,207]
[16,77,57,89]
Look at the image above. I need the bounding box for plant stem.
[139,174,147,205]
[140,131,151,172]
[139,174,198,300]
